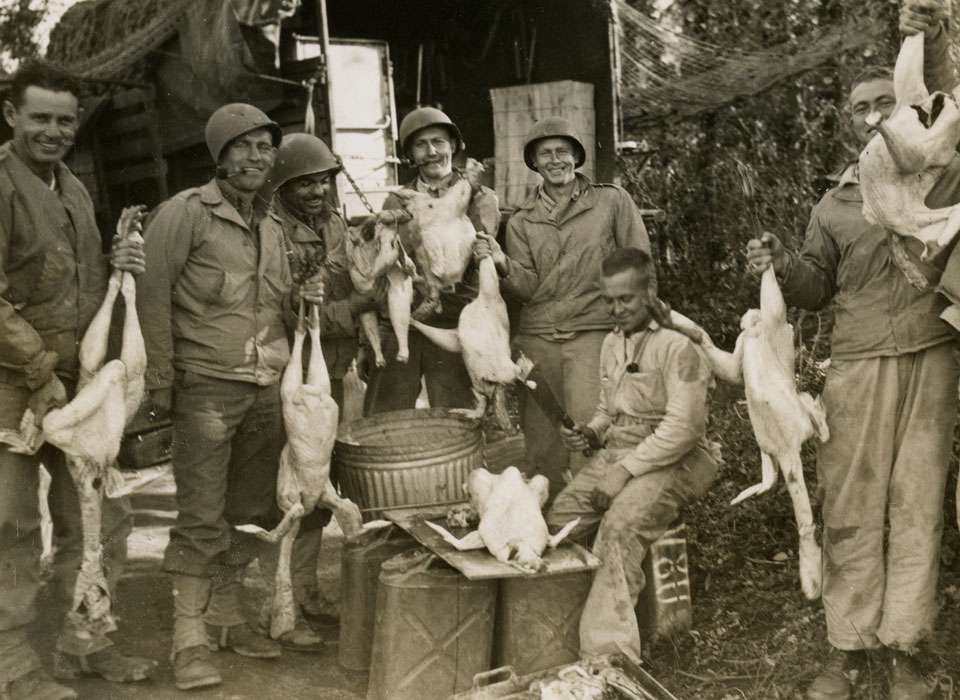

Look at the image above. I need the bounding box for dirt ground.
[30,471,368,700]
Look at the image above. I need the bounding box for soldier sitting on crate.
[545,247,719,664]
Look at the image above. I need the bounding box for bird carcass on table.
[345,215,415,364]
[425,467,579,573]
[693,266,829,599]
[388,159,487,319]
[0,206,148,638]
[411,254,533,432]
[859,32,960,269]
[236,302,388,639]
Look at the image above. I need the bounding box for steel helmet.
[398,106,464,155]
[205,103,282,162]
[267,133,342,193]
[522,116,586,171]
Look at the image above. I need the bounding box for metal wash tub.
[335,409,483,518]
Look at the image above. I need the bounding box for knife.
[518,361,603,457]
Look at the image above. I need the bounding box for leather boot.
[209,623,282,659]
[806,649,866,700]
[889,651,930,700]
[171,575,220,691]
[173,646,221,691]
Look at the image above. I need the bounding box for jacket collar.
[0,141,81,202]
[517,172,595,225]
[271,195,323,244]
[200,179,275,230]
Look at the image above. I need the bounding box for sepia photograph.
[1,0,959,698]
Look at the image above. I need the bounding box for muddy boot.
[275,620,325,653]
[173,646,221,691]
[806,649,866,700]
[2,669,77,700]
[53,647,158,683]
[171,575,220,691]
[889,651,930,700]
[210,623,282,659]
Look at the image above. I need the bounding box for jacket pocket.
[175,266,225,309]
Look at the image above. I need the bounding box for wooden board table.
[382,507,600,580]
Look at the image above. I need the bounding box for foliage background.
[615,0,960,696]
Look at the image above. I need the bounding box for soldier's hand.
[28,375,68,427]
[590,464,632,512]
[355,345,373,383]
[746,232,789,277]
[110,236,146,276]
[300,272,326,305]
[560,424,590,452]
[473,232,506,270]
[900,0,947,37]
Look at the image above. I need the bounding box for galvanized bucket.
[335,409,482,516]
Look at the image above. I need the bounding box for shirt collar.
[614,319,660,339]
[416,171,456,196]
[537,177,583,214]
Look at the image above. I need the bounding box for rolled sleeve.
[620,340,710,477]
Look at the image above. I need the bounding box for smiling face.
[533,137,577,187]
[278,171,332,218]
[849,79,896,145]
[600,267,652,335]
[409,125,454,182]
[218,127,276,193]
[3,85,79,177]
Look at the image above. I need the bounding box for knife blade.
[520,362,602,457]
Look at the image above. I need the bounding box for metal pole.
[415,43,424,107]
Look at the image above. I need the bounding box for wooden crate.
[489,81,595,209]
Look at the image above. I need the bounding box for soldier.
[0,60,157,699]
[362,106,500,414]
[477,117,651,498]
[138,104,324,690]
[257,133,367,649]
[546,247,718,665]
[748,4,956,697]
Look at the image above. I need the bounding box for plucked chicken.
[345,214,416,364]
[859,32,960,264]
[426,466,578,574]
[236,302,386,639]
[411,255,533,432]
[0,206,148,638]
[695,266,829,600]
[389,159,486,319]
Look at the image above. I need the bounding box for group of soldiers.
[1,1,960,698]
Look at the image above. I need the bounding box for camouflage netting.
[46,0,193,80]
[615,0,889,126]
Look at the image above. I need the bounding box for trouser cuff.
[203,576,246,628]
[56,630,113,657]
